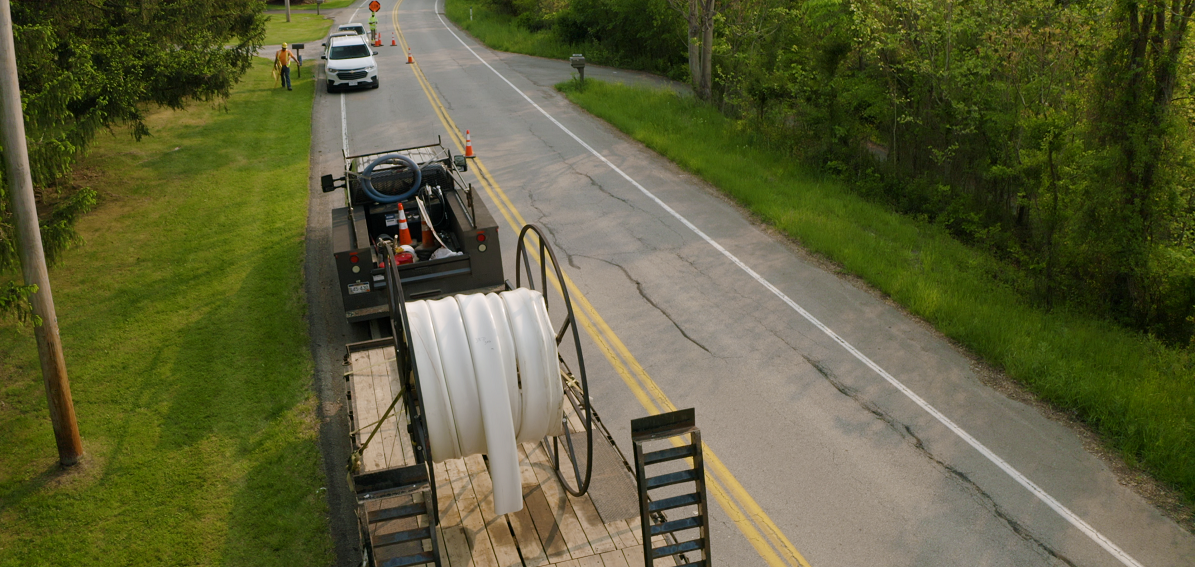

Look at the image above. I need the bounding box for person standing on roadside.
[369,12,378,42]
[275,43,299,91]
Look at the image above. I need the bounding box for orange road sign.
[369,0,381,12]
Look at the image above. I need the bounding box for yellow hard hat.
[282,42,288,48]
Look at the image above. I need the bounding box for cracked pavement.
[304,0,1195,565]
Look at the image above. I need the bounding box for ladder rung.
[370,503,426,523]
[651,515,702,536]
[642,444,696,466]
[649,492,701,513]
[631,408,696,440]
[674,562,707,567]
[374,526,432,548]
[355,464,429,494]
[652,538,705,558]
[379,550,437,567]
[645,468,698,490]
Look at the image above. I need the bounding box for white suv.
[337,23,367,37]
[322,34,379,92]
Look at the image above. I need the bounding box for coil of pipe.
[360,153,422,203]
[406,288,563,515]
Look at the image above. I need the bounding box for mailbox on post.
[292,44,305,77]
[570,54,586,84]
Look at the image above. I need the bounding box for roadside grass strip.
[444,0,590,61]
[0,60,331,566]
[264,12,334,45]
[286,0,358,10]
[556,80,1195,505]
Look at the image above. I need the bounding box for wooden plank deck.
[347,346,672,567]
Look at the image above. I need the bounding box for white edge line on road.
[426,2,1147,566]
[340,92,349,156]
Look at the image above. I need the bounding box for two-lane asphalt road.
[303,1,1195,565]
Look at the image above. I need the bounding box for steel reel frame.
[514,224,594,497]
[375,236,442,529]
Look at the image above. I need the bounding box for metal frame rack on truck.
[323,140,504,323]
[322,142,712,567]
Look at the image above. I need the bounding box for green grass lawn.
[0,59,331,566]
[557,80,1195,506]
[287,0,357,10]
[264,12,333,45]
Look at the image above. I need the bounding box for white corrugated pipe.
[406,288,564,515]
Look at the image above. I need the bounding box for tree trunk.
[700,0,713,101]
[670,0,715,100]
[1092,0,1194,325]
[688,0,700,92]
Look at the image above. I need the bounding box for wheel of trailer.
[514,224,594,496]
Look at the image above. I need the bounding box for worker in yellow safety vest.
[275,43,300,91]
[368,13,378,42]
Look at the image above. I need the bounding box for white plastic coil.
[406,288,564,515]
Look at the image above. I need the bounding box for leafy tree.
[1083,0,1195,334]
[0,0,266,321]
[707,0,1194,343]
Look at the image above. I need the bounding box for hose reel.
[514,224,594,497]
[373,223,594,521]
[360,153,423,203]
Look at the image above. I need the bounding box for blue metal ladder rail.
[632,408,711,567]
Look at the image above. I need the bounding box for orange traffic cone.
[464,129,474,157]
[418,215,438,251]
[392,35,397,46]
[406,48,413,64]
[396,204,413,246]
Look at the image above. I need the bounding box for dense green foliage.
[713,0,1195,344]
[458,0,1195,345]
[453,0,688,78]
[0,58,330,566]
[0,0,266,320]
[558,77,1195,506]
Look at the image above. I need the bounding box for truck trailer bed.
[344,343,675,567]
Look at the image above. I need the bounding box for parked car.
[337,23,367,37]
[322,34,379,92]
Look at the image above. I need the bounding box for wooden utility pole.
[285,0,291,22]
[0,0,83,466]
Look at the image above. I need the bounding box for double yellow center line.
[388,3,811,565]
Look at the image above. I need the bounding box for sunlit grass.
[558,79,1195,503]
[284,0,357,10]
[264,12,333,45]
[0,60,332,566]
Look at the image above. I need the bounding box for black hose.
[361,154,422,203]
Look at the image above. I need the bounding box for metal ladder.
[356,464,441,567]
[632,408,712,567]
